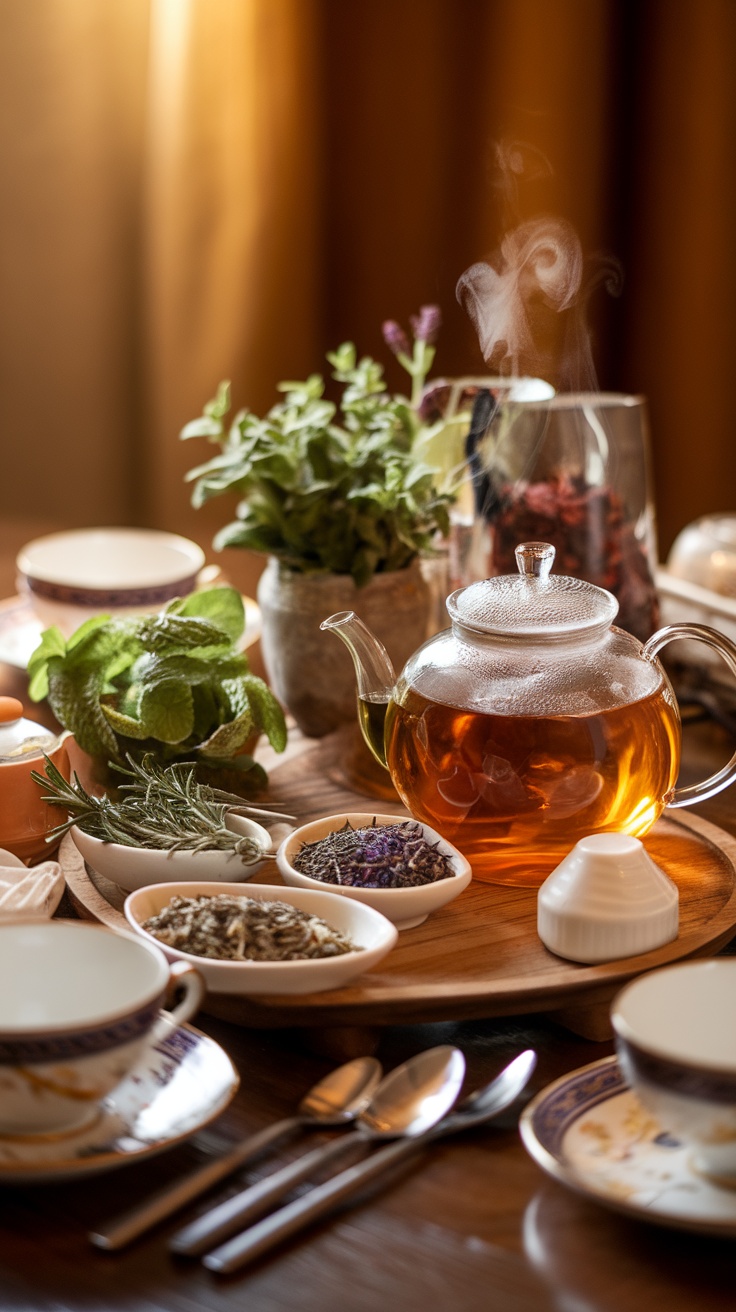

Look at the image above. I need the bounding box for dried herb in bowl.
[293,820,455,889]
[142,894,359,961]
[32,753,294,859]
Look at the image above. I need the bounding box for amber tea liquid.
[384,686,680,884]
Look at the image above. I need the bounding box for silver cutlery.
[169,1044,466,1258]
[89,1054,382,1251]
[203,1048,537,1275]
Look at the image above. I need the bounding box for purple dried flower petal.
[293,820,454,889]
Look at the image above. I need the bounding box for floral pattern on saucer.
[0,1024,239,1183]
[520,1056,736,1236]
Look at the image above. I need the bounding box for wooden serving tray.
[63,729,736,1044]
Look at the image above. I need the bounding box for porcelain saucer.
[0,1023,239,1183]
[0,596,42,669]
[520,1055,736,1237]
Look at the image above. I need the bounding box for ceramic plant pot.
[256,557,437,738]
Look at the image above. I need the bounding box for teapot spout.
[320,611,396,767]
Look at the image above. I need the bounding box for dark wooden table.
[2,653,736,1311]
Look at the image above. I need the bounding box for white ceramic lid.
[537,833,679,964]
[0,697,56,760]
[446,542,618,641]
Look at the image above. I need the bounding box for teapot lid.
[446,542,618,641]
[0,696,56,760]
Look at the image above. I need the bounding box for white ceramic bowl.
[276,812,472,930]
[124,881,398,995]
[17,528,206,635]
[611,960,736,1182]
[71,814,273,892]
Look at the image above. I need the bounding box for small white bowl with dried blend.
[276,813,472,930]
[124,881,398,995]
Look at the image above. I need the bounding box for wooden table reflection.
[2,647,736,1310]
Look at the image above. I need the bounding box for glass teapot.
[322,542,736,885]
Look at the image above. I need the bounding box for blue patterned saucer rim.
[520,1055,736,1237]
[0,1022,239,1183]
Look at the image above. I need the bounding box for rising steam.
[457,150,621,390]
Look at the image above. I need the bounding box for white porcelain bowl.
[71,814,273,892]
[276,812,472,930]
[124,881,398,995]
[611,960,736,1182]
[17,528,206,636]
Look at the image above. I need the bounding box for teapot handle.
[641,622,736,808]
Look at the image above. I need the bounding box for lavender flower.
[382,319,410,357]
[410,304,442,345]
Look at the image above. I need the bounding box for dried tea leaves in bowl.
[142,894,360,962]
[292,820,455,890]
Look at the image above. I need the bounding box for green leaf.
[135,613,233,655]
[100,704,152,740]
[239,674,287,751]
[27,626,67,701]
[46,660,120,760]
[138,680,194,744]
[203,379,231,420]
[196,707,256,759]
[66,614,113,652]
[170,587,245,643]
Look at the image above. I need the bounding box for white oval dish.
[71,814,273,893]
[124,881,398,995]
[276,812,472,930]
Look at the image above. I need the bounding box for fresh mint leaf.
[100,704,152,740]
[138,680,194,743]
[170,587,245,643]
[46,660,120,760]
[135,613,232,654]
[197,707,255,758]
[27,626,67,701]
[239,674,287,752]
[66,614,113,651]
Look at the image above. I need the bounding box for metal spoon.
[203,1048,537,1275]
[89,1055,383,1251]
[170,1044,466,1258]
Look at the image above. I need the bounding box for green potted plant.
[181,309,454,736]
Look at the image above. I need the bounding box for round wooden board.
[63,729,736,1040]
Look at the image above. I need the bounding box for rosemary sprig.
[32,754,295,862]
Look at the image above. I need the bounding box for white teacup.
[0,920,205,1136]
[611,960,736,1182]
[16,527,206,636]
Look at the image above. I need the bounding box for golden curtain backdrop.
[1,0,735,595]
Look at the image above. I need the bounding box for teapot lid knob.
[515,542,555,581]
[0,697,23,724]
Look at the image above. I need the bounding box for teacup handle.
[150,961,206,1043]
[642,621,736,808]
